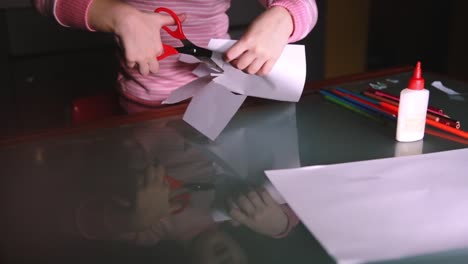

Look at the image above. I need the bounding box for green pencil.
[321,91,384,124]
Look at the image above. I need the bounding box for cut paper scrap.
[431,81,460,95]
[369,82,387,90]
[164,38,307,140]
[162,75,213,104]
[431,81,465,101]
[183,81,247,141]
[265,148,468,264]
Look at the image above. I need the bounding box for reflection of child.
[34,0,318,108]
[76,134,299,245]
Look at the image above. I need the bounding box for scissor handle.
[170,192,190,215]
[155,7,187,40]
[165,175,183,189]
[157,44,178,60]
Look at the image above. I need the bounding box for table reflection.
[1,102,305,263]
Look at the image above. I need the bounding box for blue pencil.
[335,87,381,105]
[319,90,384,123]
[328,89,397,121]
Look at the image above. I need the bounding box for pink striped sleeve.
[273,204,300,238]
[54,0,95,31]
[260,0,318,43]
[34,0,95,31]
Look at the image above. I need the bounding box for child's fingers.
[157,13,186,27]
[260,188,276,206]
[138,61,150,76]
[245,58,265,75]
[258,59,275,76]
[231,50,255,71]
[148,60,160,74]
[224,41,247,62]
[236,194,256,216]
[157,13,177,26]
[177,13,187,23]
[229,207,250,225]
[127,61,136,69]
[246,190,265,209]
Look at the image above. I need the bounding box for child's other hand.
[224,6,293,76]
[113,9,186,76]
[227,189,289,237]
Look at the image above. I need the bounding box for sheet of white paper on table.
[265,148,468,264]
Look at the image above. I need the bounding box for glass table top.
[1,71,467,263]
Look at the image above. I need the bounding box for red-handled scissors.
[165,175,215,215]
[155,7,224,73]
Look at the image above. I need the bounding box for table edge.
[0,66,415,147]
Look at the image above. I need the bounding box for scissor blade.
[182,182,215,191]
[199,57,224,74]
[176,44,224,74]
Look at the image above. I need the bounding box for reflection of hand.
[131,164,171,230]
[227,189,288,237]
[224,6,293,75]
[107,162,171,233]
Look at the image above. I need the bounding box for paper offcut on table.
[265,148,468,264]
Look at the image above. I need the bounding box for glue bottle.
[396,61,429,142]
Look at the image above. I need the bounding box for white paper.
[162,75,214,104]
[431,81,460,95]
[197,104,299,222]
[208,39,306,102]
[166,38,307,140]
[265,148,468,264]
[183,81,247,141]
[195,103,300,179]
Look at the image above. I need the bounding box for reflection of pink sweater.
[33,0,318,106]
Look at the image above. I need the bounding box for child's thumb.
[159,13,186,26]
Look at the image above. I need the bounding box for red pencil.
[332,89,397,118]
[364,91,461,129]
[366,87,446,116]
[380,102,468,139]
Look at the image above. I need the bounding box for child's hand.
[113,10,186,76]
[224,6,293,76]
[89,1,186,76]
[227,189,289,237]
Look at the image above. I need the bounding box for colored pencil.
[320,89,468,142]
[319,90,384,123]
[338,87,461,130]
[366,87,446,115]
[362,91,457,126]
[331,89,397,120]
[379,101,468,139]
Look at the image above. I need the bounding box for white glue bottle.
[396,61,430,142]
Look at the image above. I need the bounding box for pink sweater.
[34,0,318,106]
